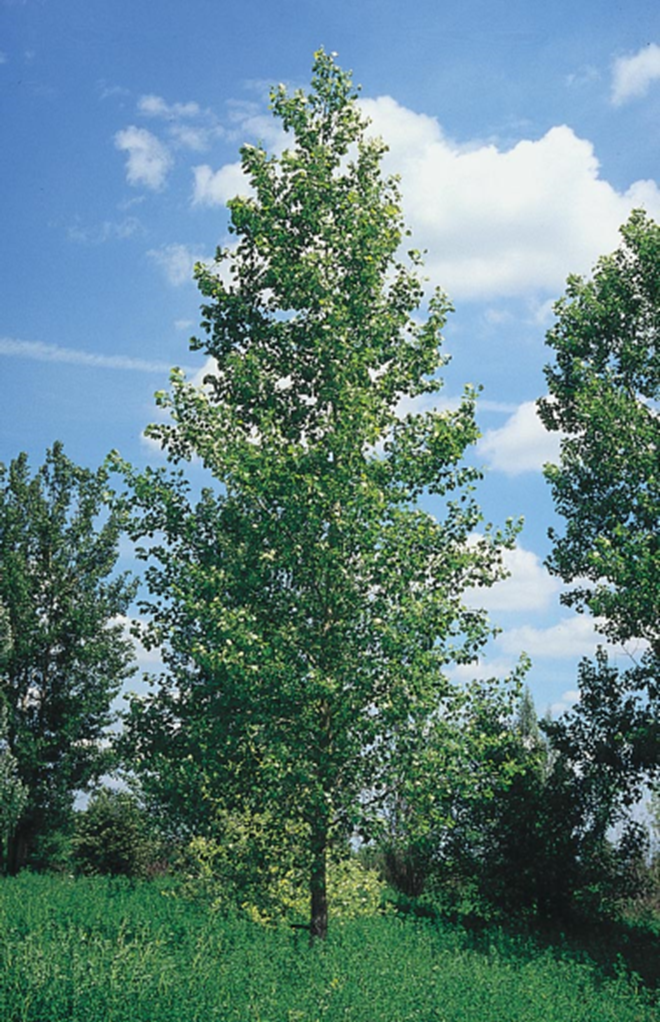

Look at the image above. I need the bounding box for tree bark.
[309,825,328,941]
[5,826,29,876]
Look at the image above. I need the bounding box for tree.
[537,211,660,912]
[120,50,517,938]
[0,610,28,867]
[0,443,136,872]
[539,210,660,652]
[74,787,162,878]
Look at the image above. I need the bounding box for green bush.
[179,808,386,924]
[73,787,164,878]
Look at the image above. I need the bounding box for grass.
[0,874,657,1021]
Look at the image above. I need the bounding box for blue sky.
[3,0,660,714]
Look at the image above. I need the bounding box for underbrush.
[0,873,657,1021]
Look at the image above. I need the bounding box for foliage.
[0,873,657,1021]
[540,651,658,915]
[538,211,660,914]
[378,674,655,922]
[118,51,517,937]
[0,706,27,869]
[539,209,660,653]
[0,443,136,872]
[73,786,165,878]
[372,673,528,900]
[181,823,386,924]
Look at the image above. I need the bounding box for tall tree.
[0,443,136,872]
[121,50,517,938]
[538,211,660,886]
[539,210,660,651]
[0,606,27,868]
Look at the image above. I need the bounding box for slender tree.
[538,211,660,909]
[121,50,517,938]
[0,443,136,872]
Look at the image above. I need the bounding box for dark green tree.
[0,443,136,872]
[538,211,660,891]
[120,51,517,938]
[74,787,162,878]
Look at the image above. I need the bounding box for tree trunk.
[309,826,328,941]
[5,825,29,876]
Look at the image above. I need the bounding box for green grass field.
[0,874,657,1021]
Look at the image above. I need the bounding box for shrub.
[73,787,164,878]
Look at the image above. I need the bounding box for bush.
[73,787,164,878]
[178,808,386,924]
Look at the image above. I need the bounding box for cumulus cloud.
[479,400,562,475]
[192,161,251,206]
[611,43,660,106]
[147,243,208,286]
[467,543,561,614]
[358,96,660,300]
[115,126,172,190]
[0,336,184,373]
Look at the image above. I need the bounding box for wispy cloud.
[612,43,660,106]
[137,93,224,152]
[138,94,202,119]
[0,337,192,374]
[67,216,143,245]
[147,243,208,286]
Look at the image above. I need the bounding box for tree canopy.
[0,443,136,872]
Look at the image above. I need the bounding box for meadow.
[0,874,657,1022]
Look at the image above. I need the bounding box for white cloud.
[138,94,201,119]
[358,96,660,300]
[115,126,172,190]
[612,43,660,106]
[467,543,561,614]
[225,98,288,150]
[496,614,611,660]
[479,400,561,475]
[0,336,185,373]
[148,243,208,286]
[0,52,7,65]
[137,94,224,152]
[192,161,251,206]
